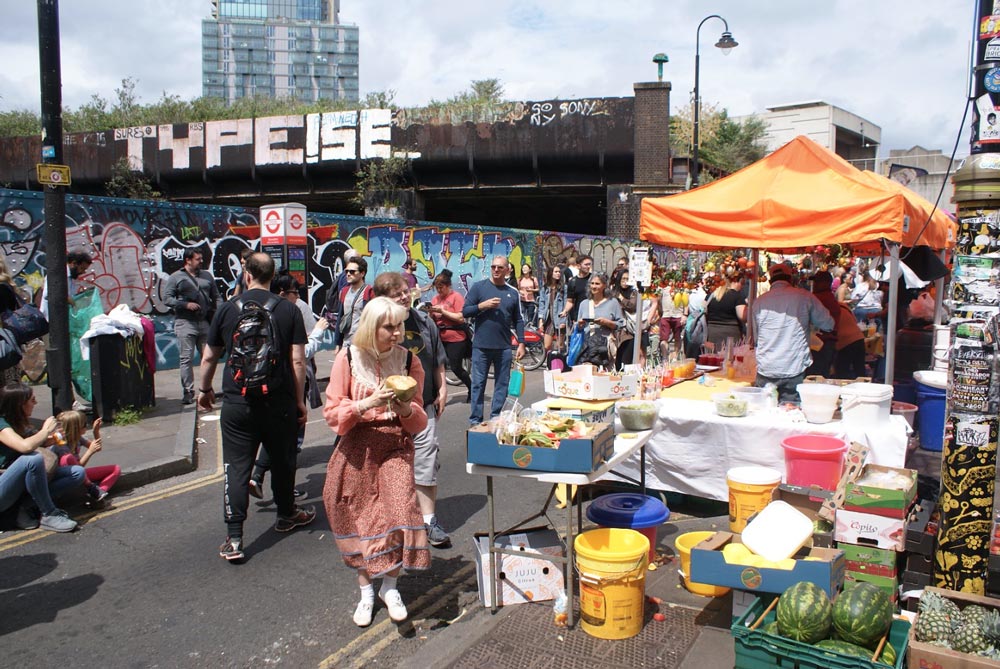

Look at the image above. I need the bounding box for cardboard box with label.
[842,464,918,518]
[688,531,845,598]
[909,587,1000,669]
[529,397,616,423]
[473,528,565,607]
[466,423,614,473]
[543,364,640,400]
[837,541,898,572]
[834,508,907,551]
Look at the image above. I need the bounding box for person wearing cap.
[804,271,840,377]
[751,261,835,402]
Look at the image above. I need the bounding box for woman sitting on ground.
[0,383,78,532]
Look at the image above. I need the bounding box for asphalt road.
[0,367,555,668]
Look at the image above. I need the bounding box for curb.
[116,405,199,492]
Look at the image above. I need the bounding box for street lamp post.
[691,15,738,188]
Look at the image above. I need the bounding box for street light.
[691,15,737,188]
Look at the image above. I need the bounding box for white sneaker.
[353,599,373,627]
[379,589,408,622]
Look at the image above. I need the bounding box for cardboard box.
[905,499,938,556]
[689,531,845,598]
[529,397,615,423]
[466,423,614,473]
[844,559,897,579]
[843,464,918,518]
[904,552,933,575]
[837,541,898,570]
[473,528,565,607]
[901,569,931,590]
[908,587,1000,669]
[819,441,871,522]
[844,570,898,602]
[543,364,640,400]
[835,508,907,551]
[773,484,834,547]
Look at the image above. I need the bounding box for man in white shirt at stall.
[751,261,835,403]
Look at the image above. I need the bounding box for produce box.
[835,508,907,551]
[466,423,614,473]
[473,528,565,607]
[844,570,898,603]
[732,594,909,669]
[908,587,1000,669]
[543,364,640,400]
[905,500,938,556]
[689,531,845,598]
[772,484,835,548]
[843,465,918,519]
[529,397,615,423]
[838,542,899,571]
[819,442,871,523]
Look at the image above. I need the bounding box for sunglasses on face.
[491,265,506,270]
[345,269,359,274]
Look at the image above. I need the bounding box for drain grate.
[447,602,700,669]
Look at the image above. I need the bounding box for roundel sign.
[261,208,285,244]
[286,211,306,242]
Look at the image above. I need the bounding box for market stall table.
[466,428,654,627]
[600,377,909,501]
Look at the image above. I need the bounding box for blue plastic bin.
[914,370,947,452]
[586,493,669,562]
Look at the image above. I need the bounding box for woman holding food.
[323,296,429,628]
[576,273,624,370]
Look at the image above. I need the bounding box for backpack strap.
[233,293,280,312]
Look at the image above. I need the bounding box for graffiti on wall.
[0,188,691,370]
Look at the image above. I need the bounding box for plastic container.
[712,393,749,417]
[732,594,910,669]
[891,401,918,429]
[892,379,916,405]
[615,400,658,431]
[796,383,841,424]
[781,434,848,491]
[574,528,649,639]
[839,382,893,427]
[586,493,669,562]
[741,500,813,562]
[731,386,769,411]
[726,466,782,533]
[674,531,731,597]
[914,369,947,452]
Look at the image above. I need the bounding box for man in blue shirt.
[463,256,525,424]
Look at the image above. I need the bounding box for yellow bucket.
[574,528,648,640]
[726,466,782,532]
[674,531,730,597]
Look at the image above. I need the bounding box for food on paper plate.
[385,375,419,402]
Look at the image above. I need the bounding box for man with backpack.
[164,248,222,405]
[197,252,316,563]
[333,256,374,349]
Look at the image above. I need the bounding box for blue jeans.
[49,464,86,500]
[469,347,513,425]
[0,452,60,515]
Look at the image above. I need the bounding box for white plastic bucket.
[932,325,950,372]
[796,383,841,424]
[840,382,893,427]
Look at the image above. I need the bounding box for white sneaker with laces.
[379,589,408,622]
[353,599,374,627]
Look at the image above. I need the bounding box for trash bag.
[69,288,104,401]
[566,324,584,366]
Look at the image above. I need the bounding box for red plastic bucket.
[780,434,848,491]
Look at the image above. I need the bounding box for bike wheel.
[445,356,471,386]
[522,342,546,371]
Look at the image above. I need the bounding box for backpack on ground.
[229,293,282,397]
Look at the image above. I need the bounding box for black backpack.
[229,293,282,397]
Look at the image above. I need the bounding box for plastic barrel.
[574,528,649,639]
[586,493,669,563]
[781,434,848,491]
[914,375,947,452]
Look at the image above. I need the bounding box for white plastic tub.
[840,382,893,427]
[731,386,769,411]
[741,500,814,563]
[796,383,841,424]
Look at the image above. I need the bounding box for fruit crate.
[731,594,910,669]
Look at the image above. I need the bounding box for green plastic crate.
[731,594,909,669]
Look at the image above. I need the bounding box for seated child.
[52,411,119,505]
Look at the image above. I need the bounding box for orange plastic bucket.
[781,434,848,491]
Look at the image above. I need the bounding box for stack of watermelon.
[763,581,897,664]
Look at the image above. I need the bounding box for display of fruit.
[384,375,418,402]
[831,582,892,650]
[776,581,832,644]
[913,590,1000,658]
[814,638,896,664]
[914,590,959,643]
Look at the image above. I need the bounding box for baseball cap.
[768,261,794,281]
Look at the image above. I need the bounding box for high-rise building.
[202,0,359,104]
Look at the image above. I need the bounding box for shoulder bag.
[2,286,48,345]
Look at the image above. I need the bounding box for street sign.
[628,246,652,287]
[37,164,71,186]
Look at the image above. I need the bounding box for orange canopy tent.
[640,135,956,252]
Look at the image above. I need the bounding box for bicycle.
[445,325,546,386]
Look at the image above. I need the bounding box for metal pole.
[692,48,701,188]
[632,283,643,367]
[883,242,901,387]
[37,0,73,413]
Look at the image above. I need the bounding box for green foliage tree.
[352,154,411,209]
[105,157,161,200]
[700,111,768,175]
[0,109,41,137]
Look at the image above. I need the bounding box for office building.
[202,0,359,104]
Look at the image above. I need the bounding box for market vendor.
[751,261,835,402]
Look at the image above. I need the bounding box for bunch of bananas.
[517,431,556,448]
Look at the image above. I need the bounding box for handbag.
[566,324,584,366]
[0,327,22,370]
[3,287,49,345]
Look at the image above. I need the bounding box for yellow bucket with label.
[675,531,730,597]
[573,528,648,640]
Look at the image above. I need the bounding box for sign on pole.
[628,247,652,287]
[37,164,71,186]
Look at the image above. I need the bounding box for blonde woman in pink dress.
[323,296,430,627]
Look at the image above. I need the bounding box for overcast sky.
[0,0,975,157]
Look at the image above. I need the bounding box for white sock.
[423,513,435,525]
[359,583,374,604]
[379,576,398,599]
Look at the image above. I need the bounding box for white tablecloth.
[599,398,909,502]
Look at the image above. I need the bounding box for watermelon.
[831,583,892,649]
[776,582,832,644]
[814,638,896,665]
[762,620,780,636]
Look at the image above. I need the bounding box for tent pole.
[933,249,947,324]
[746,249,759,342]
[884,242,901,387]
